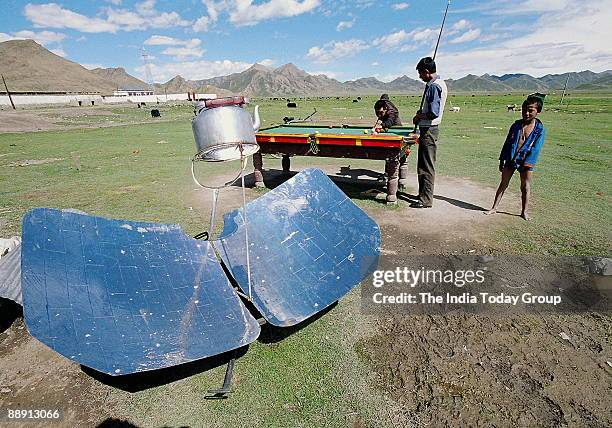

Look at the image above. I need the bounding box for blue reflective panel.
[215,168,381,326]
[21,208,260,376]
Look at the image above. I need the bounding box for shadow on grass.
[258,302,338,344]
[232,168,391,205]
[0,299,22,336]
[97,418,141,428]
[82,346,249,393]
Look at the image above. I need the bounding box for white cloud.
[371,61,379,66]
[1,31,68,47]
[24,3,119,33]
[49,48,66,57]
[135,0,156,16]
[336,17,355,31]
[375,73,403,83]
[145,35,201,48]
[450,28,481,44]
[491,0,570,15]
[145,35,181,45]
[82,63,105,70]
[229,0,320,26]
[193,0,227,31]
[137,59,252,82]
[24,1,190,33]
[193,16,212,32]
[105,2,190,31]
[306,70,339,79]
[204,0,225,21]
[106,0,122,4]
[439,0,612,78]
[144,36,203,59]
[193,0,320,30]
[12,30,66,44]
[392,3,409,10]
[372,30,410,51]
[306,39,369,63]
[450,19,471,32]
[161,46,205,59]
[411,27,437,43]
[259,58,276,67]
[371,28,437,53]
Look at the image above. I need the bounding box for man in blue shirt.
[412,57,448,208]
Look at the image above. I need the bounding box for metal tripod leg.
[207,351,236,397]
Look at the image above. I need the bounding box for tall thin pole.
[432,0,451,61]
[559,74,570,107]
[2,74,16,110]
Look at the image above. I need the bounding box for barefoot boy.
[484,96,546,220]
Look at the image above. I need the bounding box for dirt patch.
[0,319,111,427]
[359,311,611,427]
[0,105,177,133]
[0,110,60,133]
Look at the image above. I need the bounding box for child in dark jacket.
[484,96,546,220]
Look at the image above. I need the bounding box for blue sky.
[1,0,610,83]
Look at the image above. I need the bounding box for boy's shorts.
[503,160,533,173]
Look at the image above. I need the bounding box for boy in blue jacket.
[484,96,546,220]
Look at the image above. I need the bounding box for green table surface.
[258,125,414,137]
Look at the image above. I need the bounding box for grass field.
[0,94,610,426]
[1,93,610,254]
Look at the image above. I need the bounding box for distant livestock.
[450,106,461,112]
[287,102,297,108]
[507,104,517,111]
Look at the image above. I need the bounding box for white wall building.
[0,93,217,106]
[113,89,154,97]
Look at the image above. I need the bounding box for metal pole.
[2,74,16,110]
[559,74,570,107]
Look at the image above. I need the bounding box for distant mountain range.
[1,39,611,96]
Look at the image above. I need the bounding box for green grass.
[2,94,609,254]
[0,94,609,426]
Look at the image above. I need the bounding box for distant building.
[113,88,154,97]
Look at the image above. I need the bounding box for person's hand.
[413,111,426,125]
[498,160,504,172]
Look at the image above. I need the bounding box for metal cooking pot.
[191,96,261,162]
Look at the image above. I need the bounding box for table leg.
[399,154,409,188]
[281,155,291,175]
[385,157,399,204]
[253,152,265,188]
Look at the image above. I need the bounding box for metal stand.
[207,352,236,398]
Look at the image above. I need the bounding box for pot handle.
[205,96,247,108]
